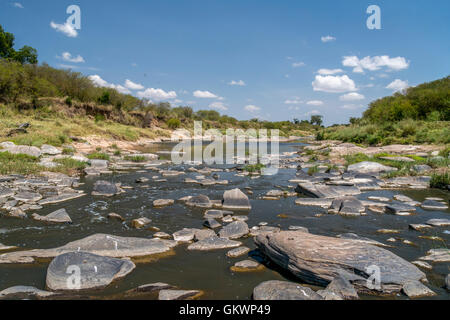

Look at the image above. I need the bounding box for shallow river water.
[0,142,449,300]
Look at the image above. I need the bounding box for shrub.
[167,118,181,129]
[430,171,449,189]
[87,152,110,160]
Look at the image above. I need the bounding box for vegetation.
[430,171,449,190]
[87,152,110,161]
[243,163,266,173]
[0,25,37,64]
[123,155,146,162]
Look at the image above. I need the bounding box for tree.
[310,115,323,126]
[0,25,38,64]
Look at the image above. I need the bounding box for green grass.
[430,171,449,189]
[0,151,42,175]
[123,155,146,162]
[307,165,319,176]
[243,163,266,173]
[52,158,87,175]
[87,152,110,160]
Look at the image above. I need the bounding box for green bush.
[430,171,449,189]
[167,118,181,129]
[87,152,110,160]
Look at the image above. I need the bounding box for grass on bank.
[0,151,86,176]
[123,155,146,162]
[430,171,449,189]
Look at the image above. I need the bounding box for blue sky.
[1,0,449,125]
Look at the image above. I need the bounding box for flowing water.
[0,141,449,300]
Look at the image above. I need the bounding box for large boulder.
[295,182,360,199]
[0,234,177,264]
[40,144,62,155]
[46,252,135,291]
[0,141,41,158]
[253,280,323,300]
[255,231,427,295]
[222,189,251,210]
[32,208,72,224]
[347,161,397,174]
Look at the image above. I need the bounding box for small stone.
[393,194,414,202]
[173,228,195,242]
[132,217,151,229]
[426,219,450,227]
[421,200,448,211]
[409,224,433,231]
[253,280,322,300]
[402,281,436,299]
[203,218,221,229]
[219,221,249,239]
[412,261,432,270]
[153,199,174,207]
[158,289,203,300]
[135,282,174,292]
[230,260,263,272]
[153,232,171,239]
[32,208,72,224]
[187,236,242,251]
[108,213,125,221]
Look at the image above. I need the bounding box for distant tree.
[310,115,323,126]
[293,118,300,125]
[0,25,38,64]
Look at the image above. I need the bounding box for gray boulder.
[41,144,62,155]
[255,231,427,295]
[329,197,365,216]
[185,195,212,208]
[295,182,360,198]
[222,188,251,210]
[46,252,135,291]
[92,180,121,197]
[32,208,72,224]
[253,280,323,300]
[219,221,249,239]
[0,141,41,158]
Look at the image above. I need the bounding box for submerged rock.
[0,286,57,300]
[230,260,263,272]
[421,200,449,211]
[185,195,213,208]
[255,231,427,295]
[32,208,72,224]
[153,199,174,207]
[426,219,450,227]
[187,236,241,251]
[0,234,177,264]
[253,280,322,300]
[222,188,251,210]
[46,252,135,291]
[419,249,450,263]
[158,289,203,300]
[226,246,250,258]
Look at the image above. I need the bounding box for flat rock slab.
[222,188,251,210]
[134,282,174,293]
[295,182,360,199]
[13,192,42,203]
[204,210,233,219]
[32,208,72,224]
[402,281,436,298]
[347,161,397,174]
[255,231,426,294]
[38,193,85,205]
[0,286,57,300]
[0,243,17,251]
[46,252,135,291]
[173,228,196,242]
[158,289,203,300]
[187,236,242,251]
[230,260,263,272]
[419,249,450,263]
[226,246,250,258]
[92,181,121,197]
[295,198,332,208]
[426,219,450,227]
[203,218,222,229]
[385,203,416,215]
[219,221,249,239]
[409,224,433,231]
[421,200,449,210]
[0,142,41,157]
[329,197,365,216]
[153,199,174,207]
[0,234,177,264]
[253,280,323,300]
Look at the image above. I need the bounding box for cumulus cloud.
[88,75,131,94]
[244,105,261,113]
[137,88,177,101]
[292,62,306,68]
[124,79,144,90]
[341,104,363,110]
[60,52,84,63]
[342,55,410,73]
[306,100,324,106]
[209,102,228,111]
[305,110,321,116]
[50,21,78,38]
[339,92,365,101]
[317,68,343,75]
[386,79,409,92]
[312,75,357,93]
[321,35,336,43]
[12,2,24,8]
[193,90,219,99]
[228,80,246,86]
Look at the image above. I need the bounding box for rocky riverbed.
[0,140,449,300]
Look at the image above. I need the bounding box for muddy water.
[0,142,449,300]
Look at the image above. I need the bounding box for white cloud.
[312,75,357,93]
[88,75,131,95]
[292,62,306,68]
[124,79,144,90]
[306,100,324,106]
[342,55,410,73]
[193,90,219,99]
[60,52,84,63]
[339,92,365,101]
[137,88,177,101]
[245,105,261,113]
[12,2,24,8]
[321,35,336,43]
[228,80,246,86]
[209,102,228,111]
[284,98,302,105]
[386,79,409,92]
[114,85,131,95]
[50,21,78,38]
[317,68,343,75]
